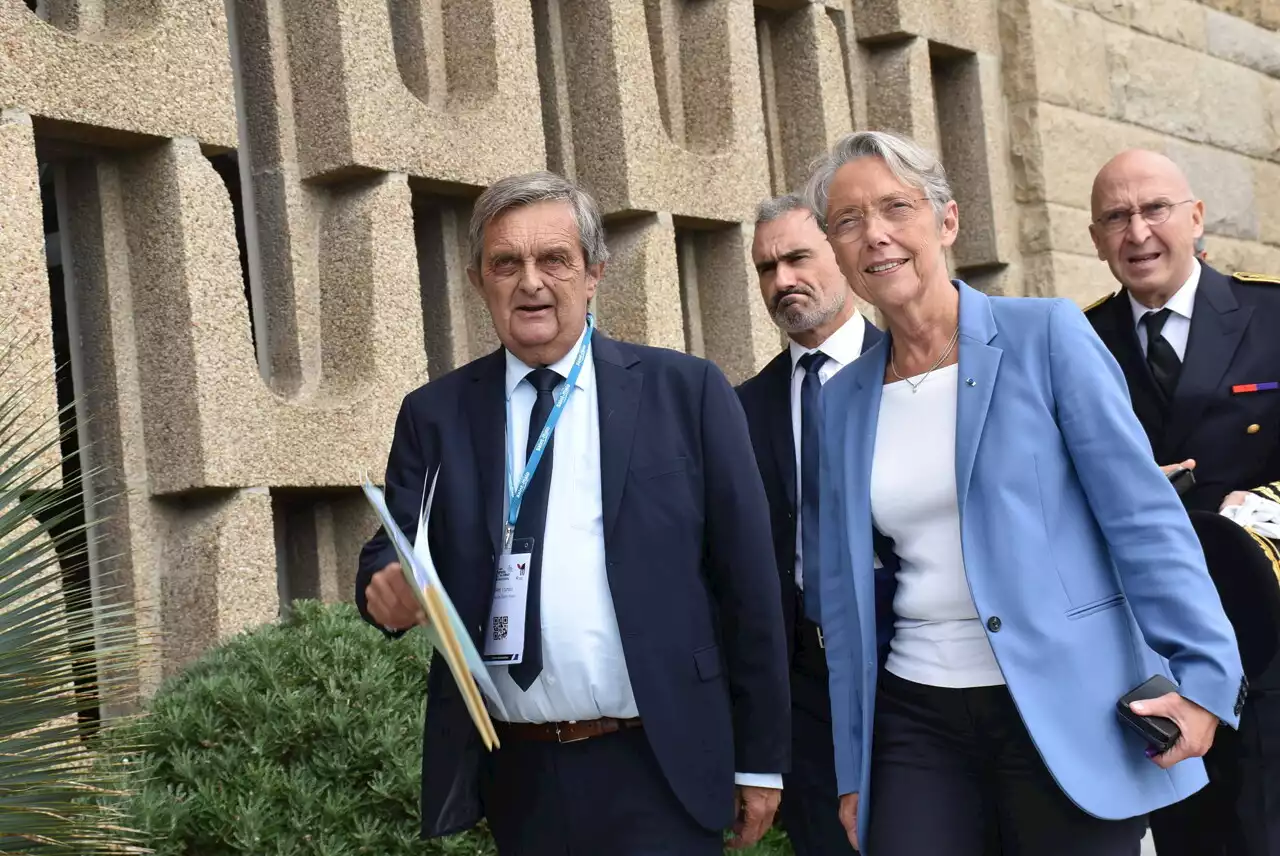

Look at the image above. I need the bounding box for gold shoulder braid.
[1244,527,1280,586]
[1234,271,1280,285]
[1253,483,1280,504]
[1083,291,1116,313]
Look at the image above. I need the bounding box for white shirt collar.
[1128,263,1201,328]
[504,322,593,399]
[788,310,866,371]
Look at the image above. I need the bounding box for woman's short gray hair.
[468,171,611,270]
[803,131,953,229]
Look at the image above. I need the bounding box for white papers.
[1221,491,1280,540]
[361,468,506,749]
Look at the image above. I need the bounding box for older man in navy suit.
[737,194,882,855]
[356,171,790,855]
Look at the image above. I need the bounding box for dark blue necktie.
[798,351,829,624]
[509,367,561,691]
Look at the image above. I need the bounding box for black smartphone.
[1166,466,1196,497]
[1116,675,1181,754]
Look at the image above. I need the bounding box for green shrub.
[115,599,793,856]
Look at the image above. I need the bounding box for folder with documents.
[361,468,506,750]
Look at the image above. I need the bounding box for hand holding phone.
[1117,675,1181,755]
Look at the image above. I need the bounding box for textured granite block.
[0,2,235,146]
[282,0,545,185]
[157,488,277,676]
[757,3,854,194]
[108,139,425,493]
[552,0,770,221]
[866,36,939,154]
[597,212,685,351]
[850,0,999,53]
[0,110,58,482]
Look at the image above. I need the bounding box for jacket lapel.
[954,282,1003,510]
[593,335,642,547]
[861,316,885,353]
[1095,292,1168,449]
[843,340,887,654]
[465,349,507,557]
[761,351,798,512]
[1163,265,1252,453]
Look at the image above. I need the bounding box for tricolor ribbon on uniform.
[1232,382,1279,394]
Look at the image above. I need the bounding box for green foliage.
[115,599,794,855]
[114,600,491,856]
[0,332,147,854]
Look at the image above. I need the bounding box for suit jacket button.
[1247,423,1261,434]
[987,616,1002,632]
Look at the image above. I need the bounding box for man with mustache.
[1085,149,1280,855]
[737,194,883,854]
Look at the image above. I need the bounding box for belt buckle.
[554,721,590,744]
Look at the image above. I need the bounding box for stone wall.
[0,0,1276,696]
[1003,0,1280,301]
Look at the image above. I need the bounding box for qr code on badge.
[492,616,509,641]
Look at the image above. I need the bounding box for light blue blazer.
[818,281,1245,847]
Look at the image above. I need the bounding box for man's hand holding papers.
[366,562,427,631]
[361,471,507,750]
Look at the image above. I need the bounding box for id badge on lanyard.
[481,315,594,664]
[483,537,534,663]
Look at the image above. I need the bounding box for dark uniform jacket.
[1085,263,1280,516]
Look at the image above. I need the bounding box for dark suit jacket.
[1086,263,1280,513]
[735,317,884,678]
[356,332,790,837]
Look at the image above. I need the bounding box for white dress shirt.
[1129,263,1200,361]
[491,325,781,789]
[872,364,1005,688]
[789,313,866,591]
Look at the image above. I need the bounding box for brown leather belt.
[496,716,643,744]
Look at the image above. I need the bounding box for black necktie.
[1142,309,1181,403]
[798,351,829,624]
[509,367,561,691]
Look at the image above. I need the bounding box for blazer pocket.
[632,456,689,481]
[693,644,724,681]
[1066,593,1126,620]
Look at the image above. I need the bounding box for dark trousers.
[782,617,858,855]
[1151,690,1280,856]
[479,725,722,856]
[866,671,1146,856]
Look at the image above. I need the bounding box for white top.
[871,364,1005,688]
[788,313,866,591]
[1128,263,1200,361]
[493,325,781,789]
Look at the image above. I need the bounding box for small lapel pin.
[1247,424,1261,434]
[1232,382,1278,394]
[966,378,976,387]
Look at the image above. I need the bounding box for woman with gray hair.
[807,131,1245,854]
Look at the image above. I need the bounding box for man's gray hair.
[468,171,611,270]
[803,130,953,229]
[754,193,810,226]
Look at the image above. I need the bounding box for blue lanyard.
[503,314,595,551]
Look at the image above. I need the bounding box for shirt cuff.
[734,772,784,789]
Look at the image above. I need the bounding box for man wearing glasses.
[1085,148,1280,856]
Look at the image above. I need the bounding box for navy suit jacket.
[356,332,790,837]
[1086,263,1280,513]
[735,317,884,679]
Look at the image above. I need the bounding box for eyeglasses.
[826,197,929,243]
[1093,199,1195,234]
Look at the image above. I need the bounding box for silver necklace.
[890,326,960,393]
